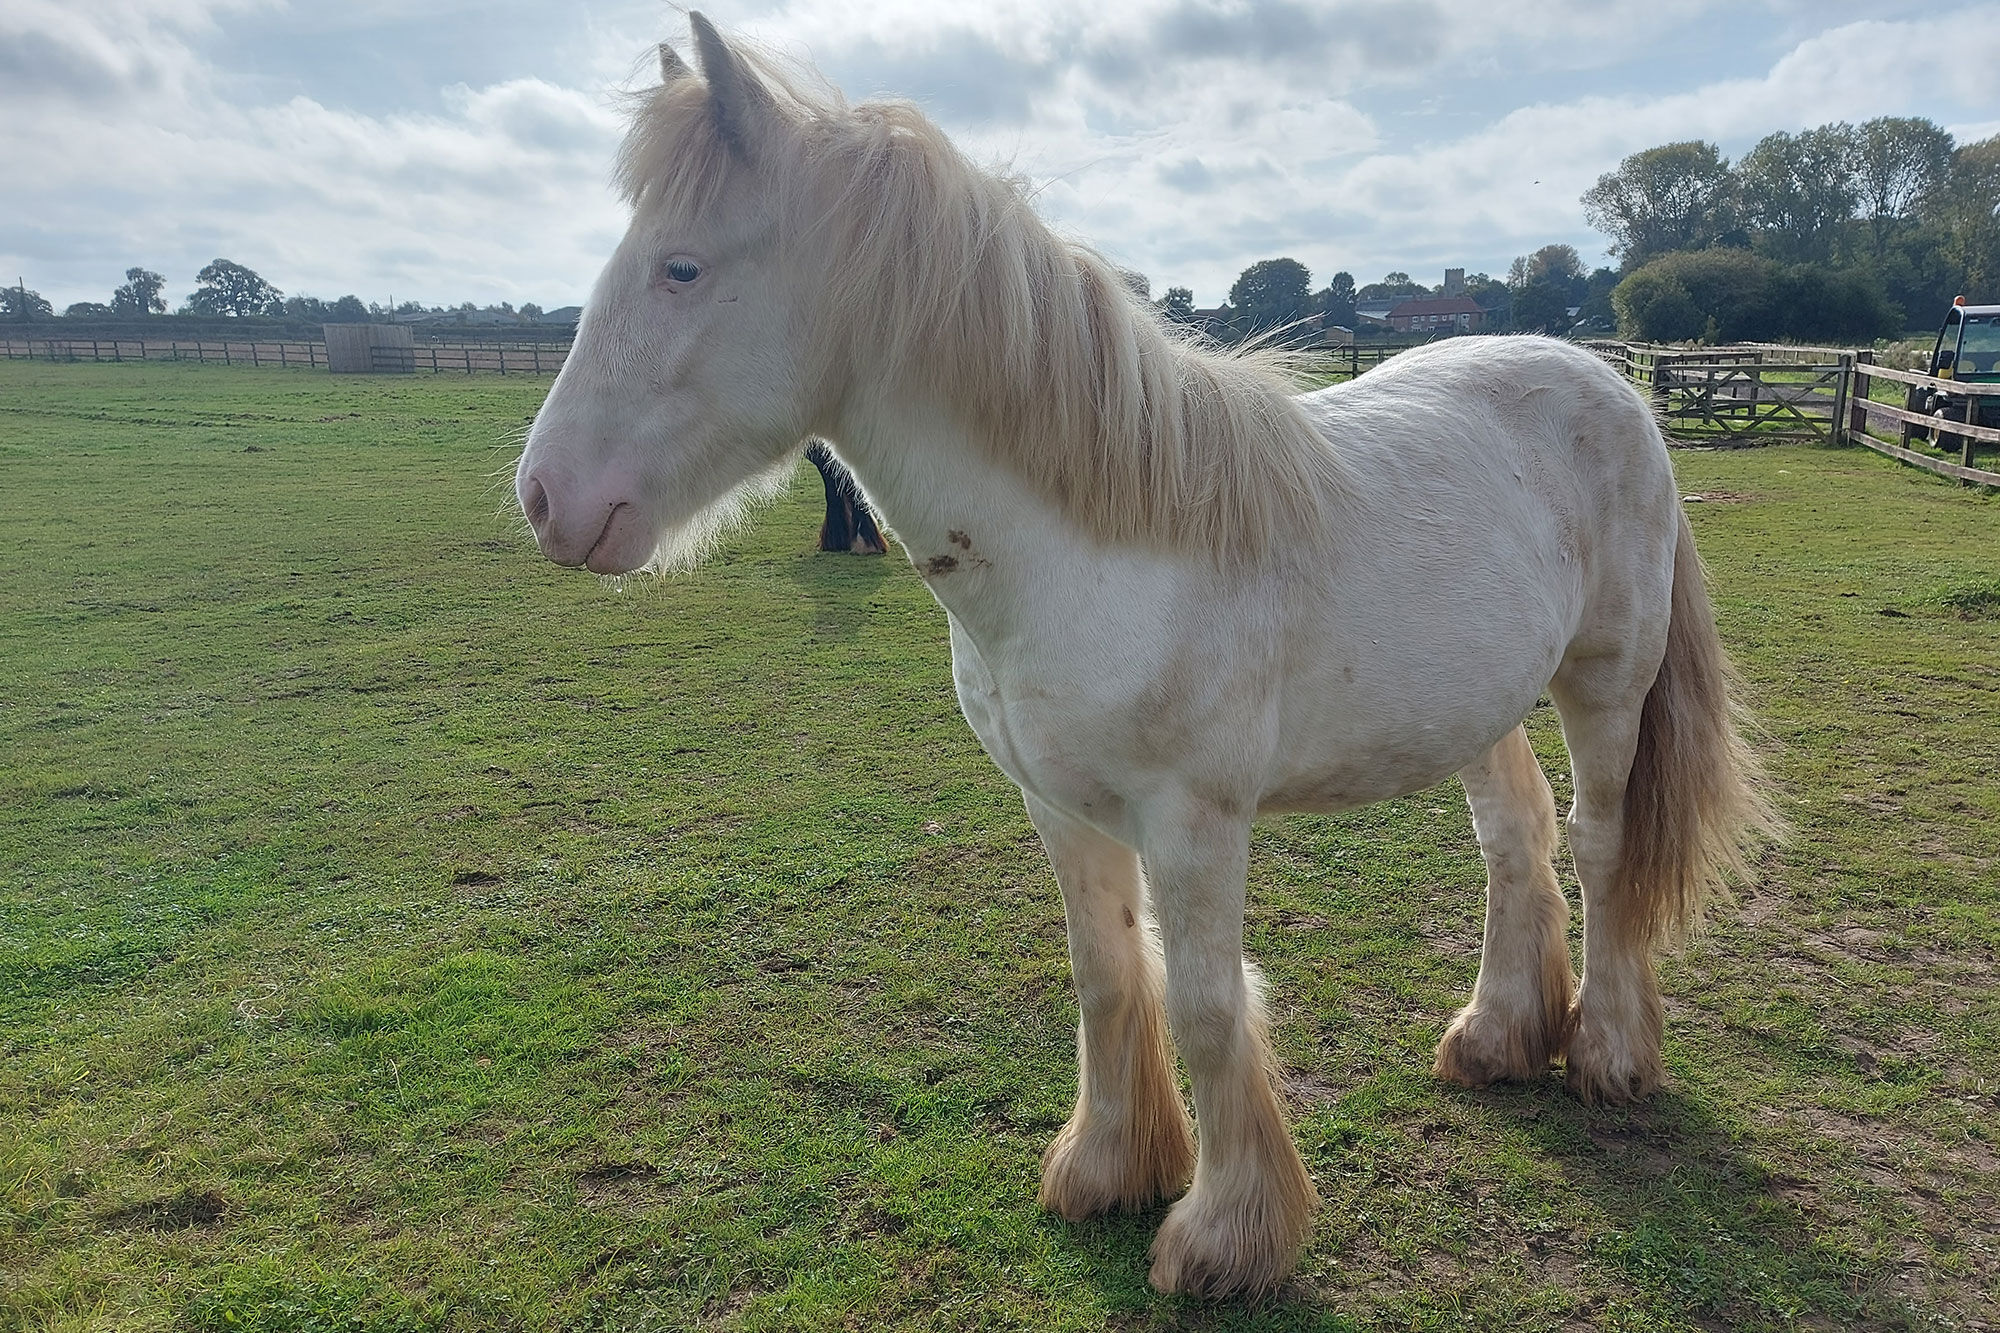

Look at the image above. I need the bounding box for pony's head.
[518,13,1338,574]
[516,15,838,573]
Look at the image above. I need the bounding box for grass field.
[2,361,1996,1332]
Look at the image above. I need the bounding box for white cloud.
[1,3,632,308]
[4,1,1996,310]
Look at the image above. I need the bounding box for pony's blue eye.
[665,259,701,284]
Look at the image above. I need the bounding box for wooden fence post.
[1844,351,1871,446]
[1826,352,1847,445]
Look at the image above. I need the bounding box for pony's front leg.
[1028,796,1195,1219]
[1143,803,1316,1298]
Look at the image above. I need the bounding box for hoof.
[1434,1001,1569,1088]
[1146,1181,1311,1300]
[1038,1113,1193,1220]
[1563,1011,1664,1105]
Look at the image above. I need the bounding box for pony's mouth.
[583,502,641,574]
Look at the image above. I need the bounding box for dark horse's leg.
[806,441,886,554]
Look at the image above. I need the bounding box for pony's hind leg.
[1549,657,1662,1104]
[1142,801,1315,1299]
[1027,796,1195,1219]
[1552,512,1779,1104]
[1435,725,1576,1087]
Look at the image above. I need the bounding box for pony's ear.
[658,42,691,84]
[689,11,775,160]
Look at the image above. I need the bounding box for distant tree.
[519,302,544,320]
[1227,257,1314,337]
[1355,271,1431,301]
[395,300,426,316]
[1871,225,1964,328]
[1577,267,1619,327]
[1738,125,1860,263]
[1581,141,1738,267]
[327,295,369,322]
[1768,264,1900,342]
[1456,272,1509,329]
[1158,286,1196,324]
[1612,267,1705,342]
[1928,135,2000,300]
[1316,270,1357,328]
[1507,244,1587,302]
[1504,246,1587,334]
[1611,247,1895,343]
[111,267,167,316]
[1617,249,1756,342]
[0,284,53,320]
[64,301,115,318]
[1511,280,1573,335]
[284,295,328,321]
[188,259,281,317]
[1854,117,1955,258]
[1117,269,1152,302]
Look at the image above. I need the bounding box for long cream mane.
[616,44,1344,563]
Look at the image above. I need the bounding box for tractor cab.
[1908,298,2000,443]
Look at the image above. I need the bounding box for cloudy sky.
[6,0,1998,313]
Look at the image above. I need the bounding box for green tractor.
[1905,298,2000,449]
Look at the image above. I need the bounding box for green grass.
[2,362,1996,1331]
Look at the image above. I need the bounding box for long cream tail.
[1615,509,1785,948]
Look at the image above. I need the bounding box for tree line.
[0,260,560,326]
[1143,245,1615,346]
[1134,117,1994,350]
[1585,118,1998,342]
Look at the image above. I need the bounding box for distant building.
[536,306,583,326]
[1386,295,1487,334]
[1354,298,1397,326]
[1442,268,1466,298]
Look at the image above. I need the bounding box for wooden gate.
[1585,342,1849,444]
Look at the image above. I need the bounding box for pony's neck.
[829,383,1104,615]
[831,384,1030,533]
[818,218,1339,568]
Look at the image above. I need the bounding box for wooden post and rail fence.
[4,328,1996,487]
[1582,339,2000,487]
[0,332,570,376]
[0,337,331,368]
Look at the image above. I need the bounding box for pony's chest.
[944,615,1144,828]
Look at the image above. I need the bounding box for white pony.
[514,16,1779,1298]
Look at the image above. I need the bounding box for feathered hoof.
[1563,1013,1664,1105]
[1433,1001,1570,1088]
[1145,1169,1314,1300]
[1038,1115,1194,1220]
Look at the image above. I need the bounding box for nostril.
[522,474,551,528]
